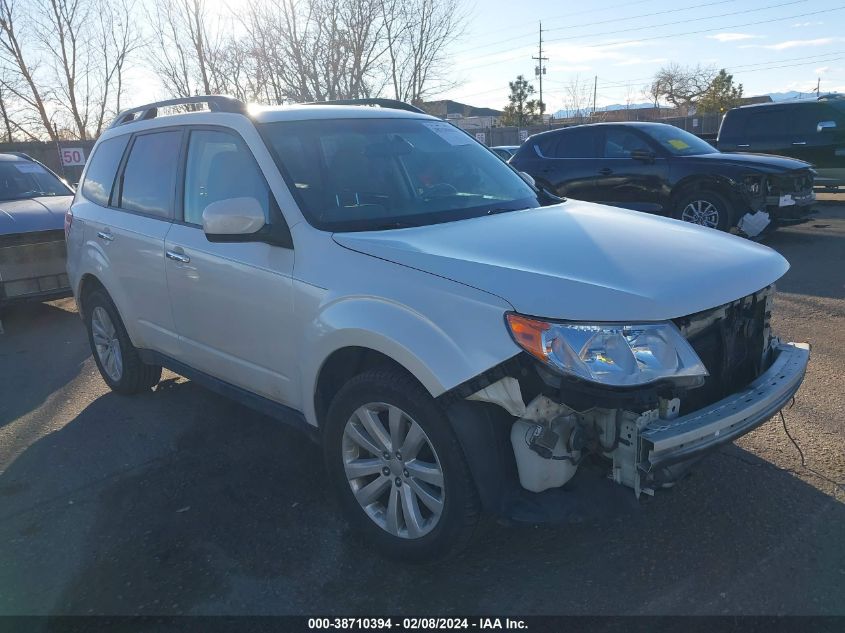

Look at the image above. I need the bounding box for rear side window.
[118,131,182,218]
[183,129,272,226]
[81,135,129,206]
[719,109,747,142]
[744,108,789,140]
[538,128,598,158]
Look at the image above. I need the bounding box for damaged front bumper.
[639,340,810,481]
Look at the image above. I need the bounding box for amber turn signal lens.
[505,313,551,361]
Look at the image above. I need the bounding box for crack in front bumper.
[639,341,810,473]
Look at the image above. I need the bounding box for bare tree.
[147,0,229,99]
[650,63,716,114]
[561,75,593,123]
[0,0,56,139]
[382,0,463,104]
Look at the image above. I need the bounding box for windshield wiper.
[365,220,422,231]
[485,207,528,216]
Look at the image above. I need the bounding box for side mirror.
[817,120,837,133]
[519,171,536,187]
[202,197,265,240]
[630,149,656,162]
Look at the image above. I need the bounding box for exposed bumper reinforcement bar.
[639,341,810,472]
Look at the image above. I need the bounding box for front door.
[164,127,298,406]
[593,127,669,214]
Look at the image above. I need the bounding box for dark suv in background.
[510,122,816,235]
[718,94,845,190]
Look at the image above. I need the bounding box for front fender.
[299,290,521,428]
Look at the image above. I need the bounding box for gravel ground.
[0,201,843,616]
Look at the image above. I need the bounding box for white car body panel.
[164,223,298,404]
[333,201,790,322]
[289,224,519,426]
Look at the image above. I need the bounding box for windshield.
[642,126,719,156]
[258,118,541,231]
[0,161,72,201]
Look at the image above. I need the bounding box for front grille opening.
[674,292,769,414]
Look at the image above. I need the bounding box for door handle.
[738,144,750,148]
[166,250,191,264]
[96,229,114,242]
[792,141,807,146]
[598,168,613,176]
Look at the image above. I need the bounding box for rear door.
[592,126,669,213]
[738,106,791,154]
[80,129,182,356]
[164,126,298,405]
[529,127,601,200]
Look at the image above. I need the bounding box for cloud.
[792,21,823,27]
[814,66,830,75]
[756,38,837,50]
[707,32,761,42]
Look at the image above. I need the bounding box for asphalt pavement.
[1,201,843,616]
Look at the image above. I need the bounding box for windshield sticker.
[667,139,690,150]
[422,121,473,145]
[14,163,47,174]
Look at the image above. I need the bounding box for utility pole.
[593,75,597,116]
[533,21,548,120]
[816,77,821,97]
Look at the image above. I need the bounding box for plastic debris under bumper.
[639,341,810,471]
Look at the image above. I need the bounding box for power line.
[544,0,736,33]
[545,0,807,44]
[449,0,654,57]
[451,0,730,58]
[455,5,843,72]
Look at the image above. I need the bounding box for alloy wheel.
[342,402,445,539]
[91,306,123,381]
[680,199,720,228]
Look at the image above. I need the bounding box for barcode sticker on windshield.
[423,121,473,145]
[14,163,46,174]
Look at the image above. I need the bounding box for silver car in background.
[0,153,74,306]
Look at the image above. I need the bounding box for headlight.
[505,313,708,387]
[743,175,764,196]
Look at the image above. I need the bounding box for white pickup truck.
[66,96,810,561]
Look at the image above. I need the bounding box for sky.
[440,0,845,111]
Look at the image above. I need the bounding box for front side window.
[602,129,653,158]
[0,159,72,201]
[259,118,540,232]
[118,130,182,218]
[183,129,271,226]
[81,135,129,206]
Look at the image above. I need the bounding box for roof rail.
[303,98,425,115]
[109,95,248,129]
[4,151,34,161]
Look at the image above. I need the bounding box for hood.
[693,151,812,173]
[0,196,73,235]
[333,201,789,322]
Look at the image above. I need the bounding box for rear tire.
[84,289,162,394]
[673,189,734,231]
[323,368,480,562]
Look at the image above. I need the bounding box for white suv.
[66,96,810,561]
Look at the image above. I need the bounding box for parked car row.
[718,93,845,190]
[59,95,810,561]
[0,153,74,308]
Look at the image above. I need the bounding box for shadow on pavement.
[0,379,843,616]
[0,300,90,429]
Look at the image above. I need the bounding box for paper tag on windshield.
[15,163,46,174]
[667,139,690,150]
[423,121,472,145]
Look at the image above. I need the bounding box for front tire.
[673,189,734,231]
[84,289,162,394]
[323,368,480,562]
